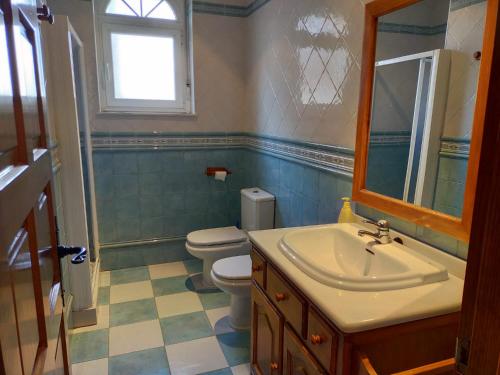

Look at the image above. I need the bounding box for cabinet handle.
[252,265,262,272]
[270,362,279,370]
[310,334,324,345]
[275,292,287,302]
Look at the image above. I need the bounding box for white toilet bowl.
[186,226,251,286]
[211,255,252,330]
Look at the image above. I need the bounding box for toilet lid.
[187,226,248,247]
[212,255,252,280]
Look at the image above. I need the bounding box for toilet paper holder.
[206,167,232,176]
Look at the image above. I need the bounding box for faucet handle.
[363,219,390,230]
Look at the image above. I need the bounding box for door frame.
[456,0,500,373]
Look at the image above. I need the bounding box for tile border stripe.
[192,0,271,17]
[440,140,470,158]
[80,0,484,16]
[369,132,469,157]
[378,22,447,36]
[91,133,355,175]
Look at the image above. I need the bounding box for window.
[94,0,193,114]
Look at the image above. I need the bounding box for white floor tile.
[99,271,111,287]
[205,307,235,334]
[72,358,108,375]
[165,336,228,375]
[149,262,188,279]
[110,281,153,304]
[231,363,251,375]
[156,292,203,318]
[109,320,164,356]
[72,305,110,334]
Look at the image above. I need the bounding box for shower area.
[367,49,451,209]
[43,17,100,326]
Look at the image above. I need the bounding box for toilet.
[185,187,275,286]
[211,255,252,329]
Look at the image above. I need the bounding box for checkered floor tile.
[70,260,250,375]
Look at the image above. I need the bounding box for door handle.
[37,5,55,24]
[57,246,87,264]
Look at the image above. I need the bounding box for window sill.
[96,111,198,118]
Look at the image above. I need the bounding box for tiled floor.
[70,259,251,375]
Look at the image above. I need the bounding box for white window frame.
[94,0,193,114]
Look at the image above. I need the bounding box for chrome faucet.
[358,219,392,244]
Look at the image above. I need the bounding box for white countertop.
[248,224,465,333]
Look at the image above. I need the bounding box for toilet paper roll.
[214,171,227,182]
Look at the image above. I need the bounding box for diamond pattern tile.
[246,0,363,147]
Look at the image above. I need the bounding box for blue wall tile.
[433,156,468,217]
[113,153,138,174]
[94,141,468,268]
[138,152,163,173]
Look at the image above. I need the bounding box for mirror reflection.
[366,0,486,218]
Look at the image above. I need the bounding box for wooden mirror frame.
[352,0,499,242]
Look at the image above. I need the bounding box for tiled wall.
[92,133,469,267]
[93,134,353,269]
[243,0,364,148]
[92,133,353,241]
[93,147,244,245]
[443,1,486,139]
[433,145,469,217]
[245,149,352,228]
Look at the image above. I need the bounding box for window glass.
[110,32,176,100]
[106,0,176,20]
[106,0,137,16]
[146,1,176,20]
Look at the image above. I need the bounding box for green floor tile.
[152,275,191,296]
[109,347,170,375]
[217,331,250,367]
[160,311,213,345]
[110,298,158,327]
[110,266,150,285]
[70,329,109,364]
[98,286,110,305]
[199,291,231,310]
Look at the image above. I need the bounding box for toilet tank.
[241,188,275,231]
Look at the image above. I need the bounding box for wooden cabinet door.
[0,0,69,374]
[283,325,326,375]
[251,284,284,375]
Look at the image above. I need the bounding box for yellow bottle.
[338,197,356,223]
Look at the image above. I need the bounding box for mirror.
[354,0,492,241]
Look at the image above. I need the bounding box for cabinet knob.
[275,292,287,302]
[270,362,279,370]
[252,265,262,272]
[310,334,324,345]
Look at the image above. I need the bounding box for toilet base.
[229,294,251,330]
[203,259,215,286]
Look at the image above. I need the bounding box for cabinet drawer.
[267,265,307,338]
[283,324,326,374]
[306,307,338,373]
[251,249,267,289]
[354,352,455,375]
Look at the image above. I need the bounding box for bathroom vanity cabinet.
[250,247,458,375]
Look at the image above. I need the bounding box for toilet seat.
[212,255,252,281]
[187,226,248,247]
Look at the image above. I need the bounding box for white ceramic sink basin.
[279,223,448,291]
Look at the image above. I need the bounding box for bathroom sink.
[279,224,448,291]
